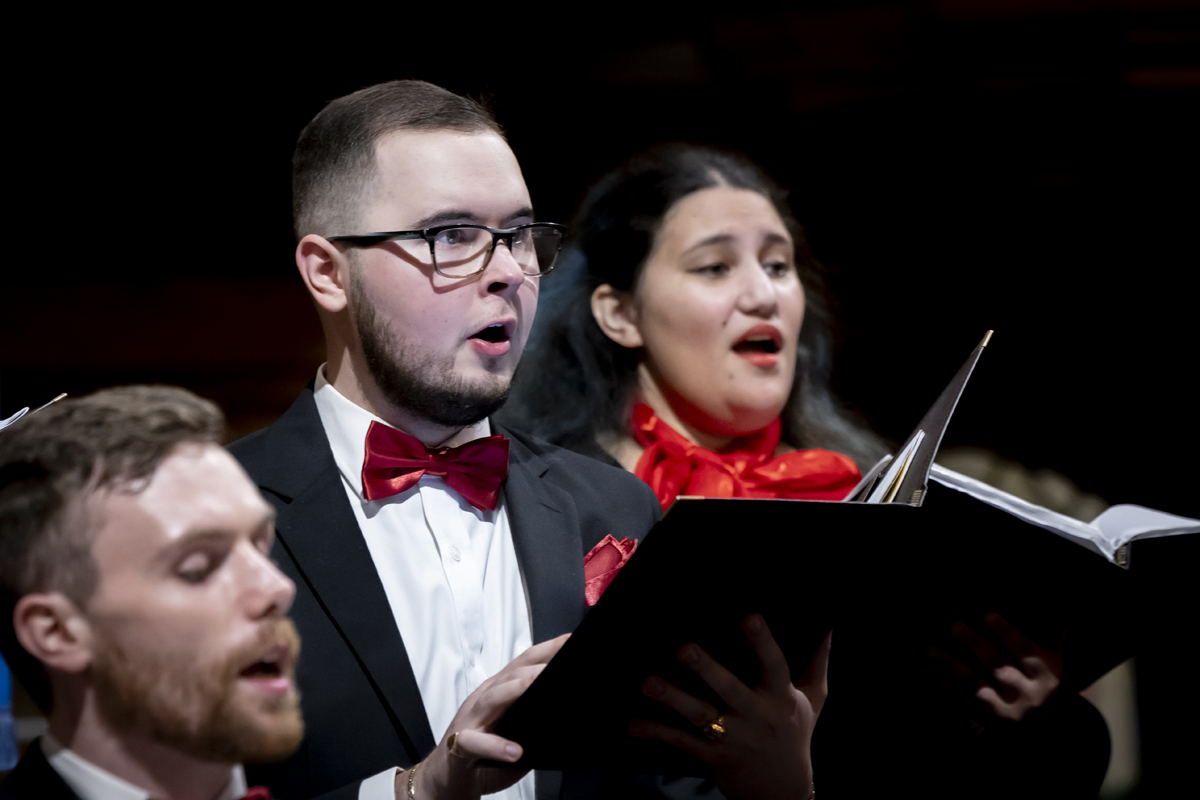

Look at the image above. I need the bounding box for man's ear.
[296,234,350,313]
[591,284,643,349]
[13,593,93,674]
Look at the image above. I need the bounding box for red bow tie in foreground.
[361,421,510,511]
[240,788,272,800]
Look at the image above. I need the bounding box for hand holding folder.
[494,332,1198,783]
[929,611,1065,726]
[631,615,828,800]
[416,634,569,799]
[493,334,998,775]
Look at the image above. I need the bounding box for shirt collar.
[41,732,248,800]
[313,365,492,500]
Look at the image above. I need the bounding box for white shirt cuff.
[358,766,402,800]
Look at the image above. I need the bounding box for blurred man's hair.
[0,385,225,710]
[292,79,503,241]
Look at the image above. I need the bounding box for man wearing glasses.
[229,81,662,800]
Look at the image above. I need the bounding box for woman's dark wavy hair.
[501,144,887,469]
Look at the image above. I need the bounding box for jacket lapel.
[497,425,588,643]
[251,390,437,760]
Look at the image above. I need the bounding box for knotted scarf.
[631,403,861,510]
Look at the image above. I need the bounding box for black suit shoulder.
[500,425,662,549]
[227,423,269,459]
[228,387,338,504]
[0,740,80,800]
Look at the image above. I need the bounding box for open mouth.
[733,325,783,355]
[239,660,283,679]
[733,339,780,355]
[470,323,510,344]
[239,644,290,681]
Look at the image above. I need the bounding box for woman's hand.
[409,634,568,800]
[933,612,1063,723]
[629,614,830,800]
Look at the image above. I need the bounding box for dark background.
[1,1,1197,794]
[4,1,1196,517]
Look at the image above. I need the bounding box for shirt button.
[451,546,462,562]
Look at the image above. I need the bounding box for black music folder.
[494,334,1198,775]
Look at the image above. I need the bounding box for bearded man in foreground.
[0,386,303,800]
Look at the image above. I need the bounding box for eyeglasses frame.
[328,222,567,278]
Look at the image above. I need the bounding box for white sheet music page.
[928,464,1200,562]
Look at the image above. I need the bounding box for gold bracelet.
[407,763,419,800]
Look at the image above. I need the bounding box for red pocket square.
[583,534,638,606]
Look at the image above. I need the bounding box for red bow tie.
[240,788,272,800]
[361,421,510,511]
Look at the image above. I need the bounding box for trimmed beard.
[350,267,512,427]
[90,619,304,764]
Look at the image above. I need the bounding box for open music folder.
[493,333,1198,774]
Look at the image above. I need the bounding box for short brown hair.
[0,385,225,710]
[292,79,504,240]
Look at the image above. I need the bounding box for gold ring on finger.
[700,715,726,741]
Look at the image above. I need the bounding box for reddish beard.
[90,618,304,763]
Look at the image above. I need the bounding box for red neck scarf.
[631,403,861,511]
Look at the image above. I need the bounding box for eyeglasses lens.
[432,226,562,277]
[432,228,489,277]
[525,227,563,275]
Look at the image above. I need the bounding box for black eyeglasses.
[329,222,566,278]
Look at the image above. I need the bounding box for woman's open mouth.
[733,325,784,366]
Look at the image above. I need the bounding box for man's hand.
[405,634,568,800]
[932,612,1063,723]
[630,615,829,800]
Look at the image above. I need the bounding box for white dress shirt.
[312,368,535,800]
[41,732,248,800]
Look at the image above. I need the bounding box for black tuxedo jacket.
[229,388,661,800]
[0,740,80,800]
